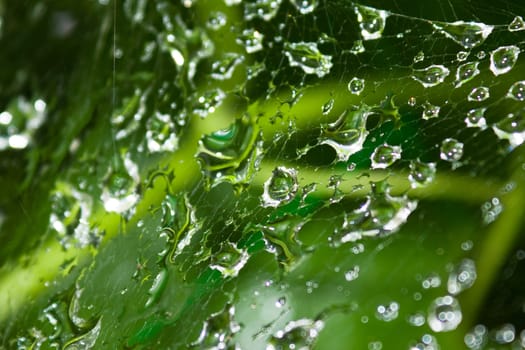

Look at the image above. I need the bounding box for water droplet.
[344,266,360,281]
[422,273,441,289]
[440,138,464,162]
[322,98,334,115]
[210,242,249,277]
[290,0,317,14]
[412,65,450,88]
[465,108,487,129]
[433,21,493,49]
[145,112,179,153]
[410,334,439,350]
[319,106,371,162]
[508,16,525,32]
[197,114,262,190]
[494,324,515,344]
[283,41,333,77]
[492,110,525,149]
[354,4,390,40]
[408,97,417,106]
[457,51,469,61]
[447,259,477,295]
[262,166,298,207]
[464,324,488,349]
[454,61,480,88]
[193,89,226,118]
[101,158,140,214]
[507,80,525,101]
[236,28,264,53]
[467,86,490,102]
[427,296,462,333]
[244,0,282,21]
[481,197,503,224]
[145,268,168,308]
[267,318,324,350]
[63,319,102,349]
[211,53,244,80]
[408,313,426,327]
[370,144,402,169]
[409,160,436,188]
[422,101,440,120]
[335,180,417,243]
[489,45,520,76]
[413,51,425,63]
[207,11,227,30]
[192,305,241,349]
[348,77,365,95]
[375,301,399,322]
[350,39,365,54]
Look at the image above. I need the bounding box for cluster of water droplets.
[0,97,46,151]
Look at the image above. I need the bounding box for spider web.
[1,0,525,349]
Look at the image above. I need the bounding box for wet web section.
[1,0,525,349]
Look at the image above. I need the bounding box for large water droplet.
[335,180,418,243]
[244,0,283,21]
[236,28,264,53]
[283,41,333,77]
[492,110,525,149]
[145,112,179,153]
[370,144,402,169]
[454,61,480,88]
[354,4,390,40]
[375,301,399,322]
[197,114,262,190]
[210,242,249,277]
[507,80,525,101]
[192,305,241,349]
[412,65,450,88]
[409,160,436,188]
[101,158,140,214]
[262,166,298,207]
[465,108,487,129]
[290,0,317,14]
[318,105,371,162]
[467,86,490,102]
[63,319,102,349]
[422,101,440,120]
[350,39,365,54]
[447,259,477,295]
[427,295,462,332]
[440,138,463,162]
[348,77,365,95]
[210,53,244,80]
[267,318,324,350]
[508,16,525,32]
[489,45,520,76]
[432,21,493,49]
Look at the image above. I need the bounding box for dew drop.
[422,273,441,289]
[467,86,490,102]
[145,112,179,153]
[409,160,436,188]
[508,16,525,32]
[408,313,426,327]
[101,160,140,214]
[432,21,493,49]
[454,61,480,88]
[494,324,515,344]
[410,334,439,350]
[207,11,227,30]
[447,259,477,295]
[344,266,360,281]
[210,53,244,80]
[192,305,240,349]
[489,45,520,76]
[262,166,299,207]
[267,318,324,350]
[244,0,282,21]
[283,41,333,77]
[63,319,102,350]
[422,101,440,120]
[492,111,525,149]
[354,4,389,40]
[427,295,462,332]
[193,89,226,118]
[319,105,371,162]
[464,324,488,349]
[370,144,402,169]
[412,65,450,88]
[457,51,469,61]
[507,80,525,101]
[408,97,417,106]
[413,51,425,63]
[375,302,399,322]
[210,242,250,277]
[465,108,487,129]
[322,98,334,115]
[440,138,463,162]
[482,196,504,224]
[290,0,317,14]
[350,39,365,54]
[348,77,365,95]
[236,28,264,53]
